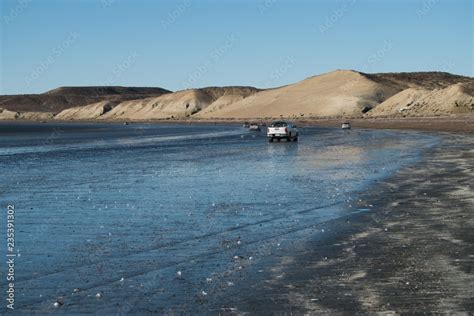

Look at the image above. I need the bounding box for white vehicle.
[341,122,351,130]
[248,123,261,131]
[267,120,298,142]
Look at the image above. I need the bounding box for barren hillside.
[0,86,171,113]
[99,86,260,120]
[369,83,474,117]
[197,70,403,119]
[1,71,472,121]
[197,70,474,119]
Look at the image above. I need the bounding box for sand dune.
[17,111,55,120]
[0,108,19,120]
[197,70,404,119]
[0,107,55,120]
[0,86,171,113]
[1,70,472,121]
[99,87,259,120]
[370,83,474,117]
[55,101,119,120]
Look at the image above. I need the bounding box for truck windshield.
[271,121,287,127]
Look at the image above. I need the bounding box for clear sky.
[0,0,472,94]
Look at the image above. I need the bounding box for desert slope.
[197,70,403,119]
[0,108,20,120]
[363,72,474,90]
[197,70,473,119]
[0,86,171,113]
[55,101,119,120]
[99,87,259,120]
[1,70,472,121]
[369,83,474,117]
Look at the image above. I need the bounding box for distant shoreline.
[1,116,473,133]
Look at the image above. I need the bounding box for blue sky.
[0,0,472,94]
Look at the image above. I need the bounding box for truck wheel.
[287,136,292,142]
[268,138,274,143]
[294,133,299,142]
[277,138,281,142]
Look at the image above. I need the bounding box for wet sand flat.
[301,116,474,133]
[0,123,472,314]
[213,133,474,314]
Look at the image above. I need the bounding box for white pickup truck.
[267,120,298,142]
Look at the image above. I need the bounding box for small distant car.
[267,120,298,142]
[248,123,261,131]
[341,122,351,130]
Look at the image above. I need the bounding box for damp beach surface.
[1,122,471,313]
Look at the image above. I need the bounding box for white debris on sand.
[53,297,64,307]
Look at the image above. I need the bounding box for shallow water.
[0,122,438,313]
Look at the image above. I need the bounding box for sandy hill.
[197,70,474,119]
[363,72,474,90]
[98,86,260,120]
[55,101,120,120]
[197,70,403,119]
[0,86,171,113]
[369,83,474,117]
[0,108,20,120]
[45,86,170,96]
[2,71,472,121]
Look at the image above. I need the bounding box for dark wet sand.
[152,116,474,133]
[300,117,474,133]
[1,121,472,314]
[212,133,474,314]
